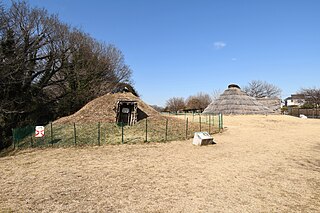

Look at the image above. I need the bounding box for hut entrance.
[116,101,138,125]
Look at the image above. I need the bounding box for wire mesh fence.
[12,113,223,149]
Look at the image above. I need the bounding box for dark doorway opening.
[116,101,137,125]
[116,101,149,126]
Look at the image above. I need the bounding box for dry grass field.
[1,115,319,212]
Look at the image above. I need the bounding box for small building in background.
[285,94,306,107]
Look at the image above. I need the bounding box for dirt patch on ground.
[1,115,319,212]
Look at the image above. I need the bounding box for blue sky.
[3,0,320,106]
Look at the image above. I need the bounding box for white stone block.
[192,132,214,146]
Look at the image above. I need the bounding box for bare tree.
[165,97,185,113]
[243,80,282,98]
[0,1,133,149]
[211,89,222,101]
[150,105,164,112]
[299,87,320,107]
[186,92,212,112]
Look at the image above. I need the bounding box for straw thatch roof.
[54,92,160,124]
[256,97,281,114]
[203,84,272,115]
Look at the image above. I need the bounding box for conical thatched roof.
[203,84,272,115]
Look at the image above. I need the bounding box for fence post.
[74,123,77,145]
[98,122,101,146]
[209,115,211,134]
[185,118,188,140]
[145,118,148,142]
[199,116,202,132]
[50,122,53,146]
[12,129,15,149]
[30,135,33,148]
[121,122,124,144]
[218,114,221,132]
[165,119,168,141]
[104,124,107,144]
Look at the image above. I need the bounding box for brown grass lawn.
[0,115,319,212]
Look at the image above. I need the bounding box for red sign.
[35,126,45,137]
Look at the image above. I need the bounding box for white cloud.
[214,41,226,49]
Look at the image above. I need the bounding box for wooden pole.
[51,122,53,146]
[145,118,148,142]
[165,119,168,141]
[12,129,15,149]
[218,114,221,132]
[74,123,76,145]
[98,122,101,146]
[121,122,124,144]
[209,115,211,134]
[185,118,188,140]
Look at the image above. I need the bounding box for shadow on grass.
[50,138,62,145]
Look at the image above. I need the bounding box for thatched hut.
[54,92,160,125]
[203,84,272,115]
[256,97,281,114]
